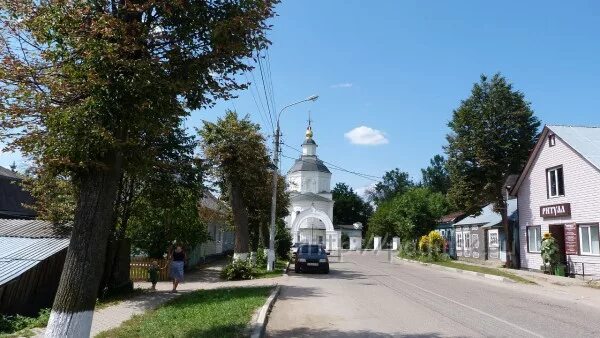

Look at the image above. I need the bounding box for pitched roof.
[438,211,466,224]
[0,237,70,285]
[511,125,600,194]
[288,156,331,174]
[290,192,332,203]
[0,167,36,219]
[454,199,518,228]
[0,219,72,238]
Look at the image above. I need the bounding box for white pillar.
[326,230,339,251]
[392,237,400,250]
[349,236,362,250]
[373,236,382,250]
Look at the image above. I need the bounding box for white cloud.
[355,183,376,199]
[330,82,353,88]
[344,126,389,145]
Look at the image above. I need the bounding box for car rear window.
[299,245,323,254]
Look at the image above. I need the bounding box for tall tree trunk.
[45,154,122,337]
[230,180,249,259]
[500,201,514,269]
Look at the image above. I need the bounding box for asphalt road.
[266,251,600,337]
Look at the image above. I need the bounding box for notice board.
[564,223,578,255]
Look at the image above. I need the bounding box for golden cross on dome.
[307,111,312,128]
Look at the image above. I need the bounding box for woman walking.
[170,245,186,292]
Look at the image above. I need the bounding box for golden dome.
[305,127,313,139]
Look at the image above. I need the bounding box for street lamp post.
[267,94,318,271]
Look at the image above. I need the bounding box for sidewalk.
[32,259,282,337]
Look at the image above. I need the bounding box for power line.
[256,52,275,131]
[280,149,380,182]
[244,71,272,134]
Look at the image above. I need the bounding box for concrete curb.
[250,285,281,338]
[394,256,516,284]
[284,261,290,276]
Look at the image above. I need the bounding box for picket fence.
[129,257,171,282]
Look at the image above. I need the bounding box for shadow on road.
[288,263,368,280]
[277,285,323,301]
[268,328,446,338]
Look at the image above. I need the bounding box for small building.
[335,223,363,250]
[0,166,36,219]
[189,191,234,266]
[510,125,600,278]
[435,212,466,258]
[0,219,71,315]
[454,199,518,264]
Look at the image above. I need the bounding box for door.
[549,224,567,265]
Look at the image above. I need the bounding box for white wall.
[286,171,332,194]
[518,133,600,276]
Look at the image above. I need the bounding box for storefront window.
[579,224,600,255]
[527,226,541,252]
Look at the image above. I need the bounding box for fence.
[130,257,171,282]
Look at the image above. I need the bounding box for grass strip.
[96,286,272,338]
[433,260,535,284]
[254,259,288,279]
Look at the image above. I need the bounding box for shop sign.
[564,223,578,255]
[540,203,571,218]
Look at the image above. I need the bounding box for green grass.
[95,286,272,338]
[434,260,535,284]
[254,260,288,279]
[399,253,535,284]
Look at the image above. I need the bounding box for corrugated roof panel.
[0,236,69,286]
[549,125,600,171]
[0,219,72,238]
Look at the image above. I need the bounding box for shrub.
[0,308,50,334]
[275,221,292,260]
[428,231,444,256]
[541,233,560,269]
[418,235,429,253]
[255,246,267,267]
[399,240,418,258]
[220,259,255,281]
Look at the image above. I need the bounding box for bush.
[220,259,256,281]
[399,240,418,258]
[418,235,429,252]
[255,246,267,267]
[428,231,444,257]
[0,308,50,334]
[541,233,560,270]
[275,221,292,260]
[341,233,350,249]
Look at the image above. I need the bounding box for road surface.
[266,251,600,337]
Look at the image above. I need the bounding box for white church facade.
[284,123,362,251]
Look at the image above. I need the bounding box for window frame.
[488,230,499,248]
[578,224,600,256]
[546,166,565,198]
[548,134,556,147]
[464,232,471,250]
[456,232,463,250]
[526,225,542,253]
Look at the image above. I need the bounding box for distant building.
[285,122,344,251]
[188,190,234,266]
[454,200,518,264]
[0,166,36,219]
[511,125,600,278]
[435,211,466,258]
[0,219,71,315]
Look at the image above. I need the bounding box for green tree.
[420,154,451,195]
[367,168,414,205]
[199,111,272,258]
[0,1,276,335]
[367,187,447,243]
[445,73,540,267]
[332,183,373,237]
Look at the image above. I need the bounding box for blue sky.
[2,0,600,196]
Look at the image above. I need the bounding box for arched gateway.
[290,207,340,251]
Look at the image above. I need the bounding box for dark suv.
[294,244,329,274]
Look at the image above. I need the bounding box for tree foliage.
[0,1,277,330]
[445,73,540,267]
[367,187,448,242]
[332,182,372,236]
[367,168,414,205]
[199,111,274,255]
[420,154,451,195]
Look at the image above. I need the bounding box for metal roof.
[288,155,331,174]
[290,192,332,203]
[0,236,69,285]
[454,199,518,228]
[548,125,600,171]
[0,219,72,238]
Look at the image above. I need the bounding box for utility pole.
[267,95,319,271]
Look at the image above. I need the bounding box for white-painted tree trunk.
[44,310,93,338]
[233,252,249,261]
